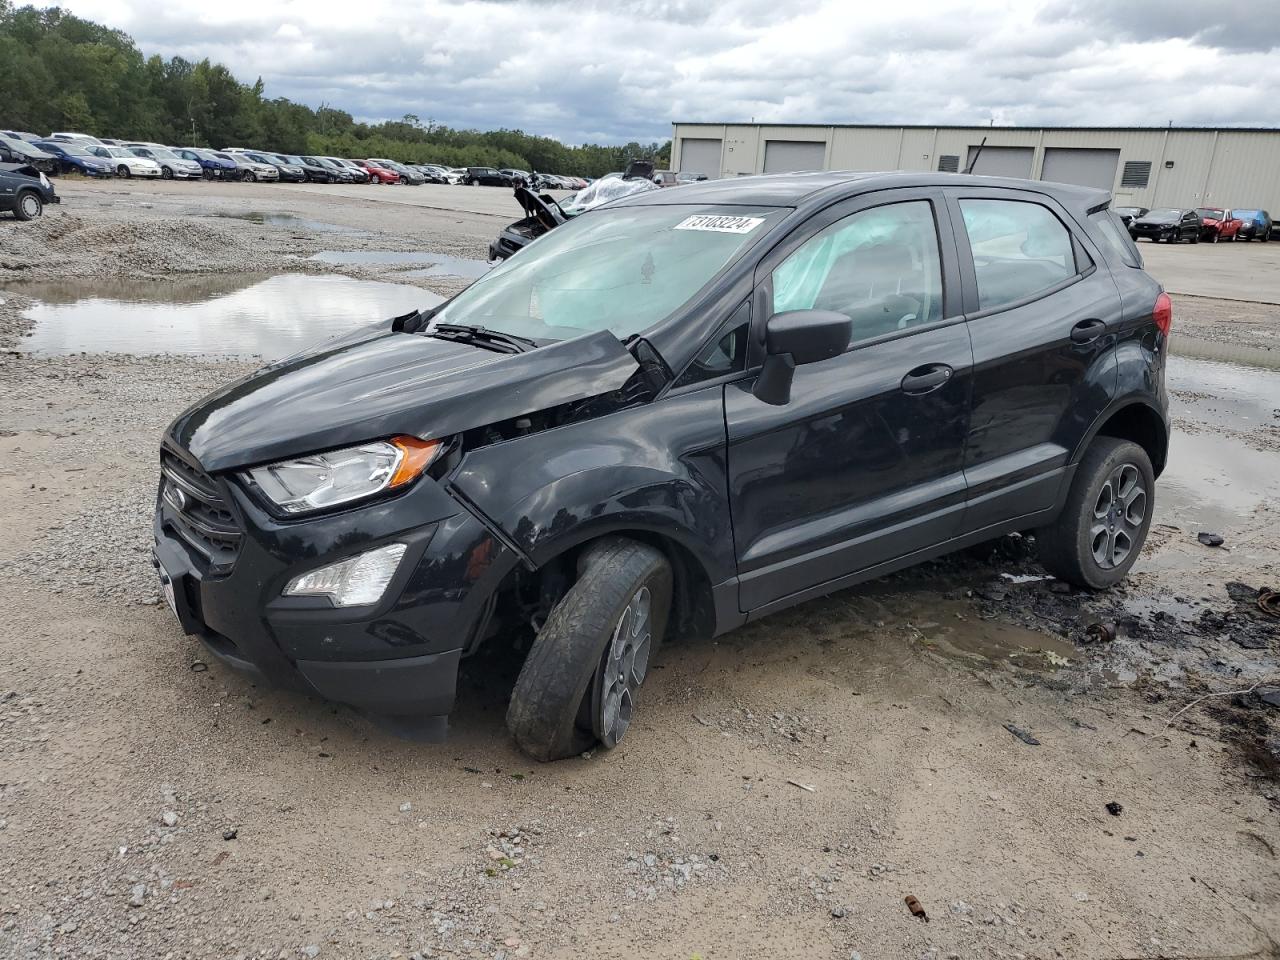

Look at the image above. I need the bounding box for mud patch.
[309,249,492,279]
[216,212,368,234]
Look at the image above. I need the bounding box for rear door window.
[958,199,1077,311]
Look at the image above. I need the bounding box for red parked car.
[351,159,399,184]
[1196,207,1242,242]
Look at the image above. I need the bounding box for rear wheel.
[507,538,672,761]
[14,190,42,221]
[1037,437,1154,589]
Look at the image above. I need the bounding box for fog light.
[283,543,407,607]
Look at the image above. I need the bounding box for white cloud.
[41,0,1280,143]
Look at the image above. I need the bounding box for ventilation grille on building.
[938,154,960,173]
[1120,161,1152,189]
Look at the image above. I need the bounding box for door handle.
[900,363,954,395]
[1070,319,1107,344]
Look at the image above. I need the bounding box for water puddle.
[216,212,365,234]
[1158,354,1280,530]
[909,606,1076,672]
[10,274,441,360]
[309,250,491,279]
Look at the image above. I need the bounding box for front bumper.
[152,450,517,726]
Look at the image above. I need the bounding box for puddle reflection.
[11,274,441,360]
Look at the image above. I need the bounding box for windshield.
[434,204,785,343]
[1144,208,1181,221]
[104,147,136,159]
[144,148,177,160]
[46,142,90,156]
[1114,207,1141,215]
[0,137,38,154]
[1236,210,1261,219]
[1195,208,1223,218]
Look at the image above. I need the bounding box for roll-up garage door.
[679,138,722,178]
[1041,148,1121,191]
[965,145,1034,179]
[763,140,826,173]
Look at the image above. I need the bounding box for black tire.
[1037,437,1155,589]
[506,538,672,761]
[1191,231,1199,244]
[14,189,42,221]
[117,165,130,178]
[1211,231,1219,243]
[161,166,173,180]
[469,178,478,186]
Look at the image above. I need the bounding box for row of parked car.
[1116,205,1280,243]
[0,130,603,191]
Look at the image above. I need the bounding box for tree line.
[0,2,671,176]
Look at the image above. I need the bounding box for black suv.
[153,172,1170,760]
[464,166,510,186]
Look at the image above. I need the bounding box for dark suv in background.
[464,166,511,186]
[153,172,1170,761]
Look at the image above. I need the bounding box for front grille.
[160,447,243,571]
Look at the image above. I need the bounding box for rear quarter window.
[1091,210,1143,269]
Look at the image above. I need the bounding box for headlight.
[38,173,50,189]
[243,436,440,515]
[283,543,407,606]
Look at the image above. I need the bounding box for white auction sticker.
[673,214,766,234]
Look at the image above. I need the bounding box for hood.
[168,325,640,473]
[515,186,568,228]
[0,161,41,179]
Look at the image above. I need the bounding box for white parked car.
[127,146,203,179]
[48,131,103,145]
[91,146,162,178]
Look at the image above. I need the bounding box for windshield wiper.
[427,323,539,354]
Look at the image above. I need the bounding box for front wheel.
[1037,437,1154,589]
[161,167,173,180]
[469,178,478,186]
[14,190,43,221]
[1191,231,1200,244]
[507,538,672,761]
[117,165,131,178]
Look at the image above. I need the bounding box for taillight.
[1153,292,1172,336]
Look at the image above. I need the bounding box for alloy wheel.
[1090,463,1146,570]
[594,586,653,748]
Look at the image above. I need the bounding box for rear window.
[1090,211,1143,269]
[958,199,1078,311]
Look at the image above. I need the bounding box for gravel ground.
[1,180,1278,960]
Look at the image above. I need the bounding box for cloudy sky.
[42,0,1280,144]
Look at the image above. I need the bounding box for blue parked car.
[171,147,237,179]
[32,140,115,178]
[1233,209,1273,242]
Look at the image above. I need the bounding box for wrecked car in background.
[488,170,660,262]
[153,171,1170,762]
[0,161,60,220]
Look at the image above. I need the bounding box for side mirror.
[752,310,852,406]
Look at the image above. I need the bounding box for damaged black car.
[154,172,1170,761]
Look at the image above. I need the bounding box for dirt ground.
[1,179,1278,960]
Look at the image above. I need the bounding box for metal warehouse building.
[670,123,1280,210]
